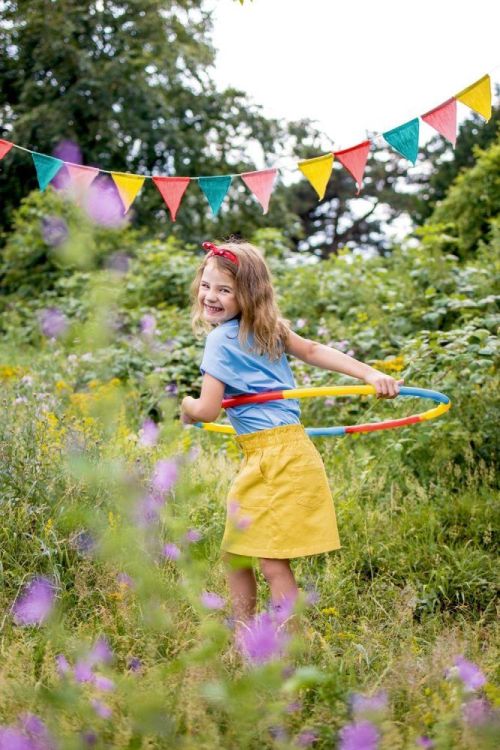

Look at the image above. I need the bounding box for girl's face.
[198,260,241,324]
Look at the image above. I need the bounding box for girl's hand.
[364,370,404,399]
[181,396,198,425]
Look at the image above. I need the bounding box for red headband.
[202,241,239,266]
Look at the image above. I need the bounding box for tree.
[0,0,291,239]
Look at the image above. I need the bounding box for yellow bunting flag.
[455,74,492,121]
[298,153,334,200]
[111,173,146,213]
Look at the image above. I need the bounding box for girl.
[181,240,402,625]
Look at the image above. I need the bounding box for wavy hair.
[190,240,290,360]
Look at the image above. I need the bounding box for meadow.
[0,143,499,748]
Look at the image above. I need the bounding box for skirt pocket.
[288,447,331,509]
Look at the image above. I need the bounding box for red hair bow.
[202,241,239,266]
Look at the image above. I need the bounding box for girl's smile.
[199,261,241,324]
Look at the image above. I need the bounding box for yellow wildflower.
[321,607,338,616]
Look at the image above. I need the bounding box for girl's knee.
[259,557,290,582]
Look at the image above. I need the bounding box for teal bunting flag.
[32,153,64,191]
[382,118,420,165]
[198,175,232,216]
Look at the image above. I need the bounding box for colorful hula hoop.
[194,386,451,437]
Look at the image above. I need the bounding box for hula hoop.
[194,386,451,437]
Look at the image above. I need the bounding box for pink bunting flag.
[66,164,99,194]
[334,140,371,193]
[152,176,190,222]
[240,168,277,214]
[0,139,14,160]
[421,98,457,146]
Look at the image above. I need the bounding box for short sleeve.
[200,330,241,390]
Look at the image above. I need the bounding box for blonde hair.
[190,240,290,360]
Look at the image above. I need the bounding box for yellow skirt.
[221,423,341,559]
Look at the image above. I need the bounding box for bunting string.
[0,72,494,221]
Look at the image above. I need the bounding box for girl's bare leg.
[224,553,257,624]
[259,558,299,611]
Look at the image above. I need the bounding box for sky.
[212,0,500,151]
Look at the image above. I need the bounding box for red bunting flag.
[334,140,371,193]
[0,139,14,160]
[240,168,277,214]
[421,98,457,146]
[153,176,190,221]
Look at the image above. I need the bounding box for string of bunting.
[0,74,493,221]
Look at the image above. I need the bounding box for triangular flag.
[198,175,232,216]
[152,176,190,221]
[421,98,457,146]
[240,168,277,214]
[382,118,420,165]
[66,164,99,195]
[31,153,64,191]
[334,140,371,193]
[455,74,492,121]
[298,153,334,200]
[0,139,14,160]
[111,173,145,213]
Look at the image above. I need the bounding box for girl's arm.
[181,373,225,424]
[285,330,402,398]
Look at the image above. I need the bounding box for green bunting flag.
[382,118,420,165]
[31,153,64,191]
[198,175,232,216]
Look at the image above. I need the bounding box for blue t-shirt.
[200,318,300,434]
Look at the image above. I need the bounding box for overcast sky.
[212,0,500,149]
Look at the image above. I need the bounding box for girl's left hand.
[364,370,404,399]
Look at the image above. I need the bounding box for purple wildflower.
[237,611,289,665]
[165,382,178,396]
[305,588,320,606]
[41,216,68,247]
[135,493,162,527]
[201,591,226,610]
[151,459,178,497]
[71,530,96,556]
[339,720,379,750]
[271,595,296,625]
[37,308,68,339]
[295,318,307,330]
[12,576,55,626]
[416,738,434,748]
[55,654,70,676]
[93,675,115,692]
[140,314,156,337]
[74,660,94,684]
[127,657,142,672]
[162,543,181,561]
[116,573,134,588]
[451,656,486,692]
[90,700,112,720]
[84,175,126,228]
[296,729,317,746]
[269,726,287,741]
[53,139,82,166]
[139,418,159,447]
[81,731,98,747]
[87,637,113,667]
[462,697,492,726]
[19,714,56,750]
[335,340,349,352]
[351,691,388,717]
[185,528,202,543]
[0,727,35,750]
[285,700,302,714]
